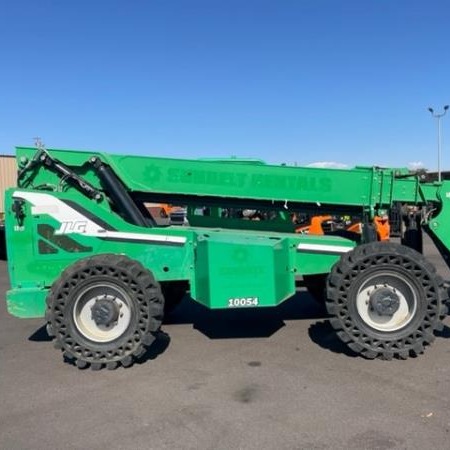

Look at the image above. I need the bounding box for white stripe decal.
[13,191,187,245]
[297,243,353,253]
[101,231,187,244]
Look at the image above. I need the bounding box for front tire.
[326,242,448,359]
[46,254,164,370]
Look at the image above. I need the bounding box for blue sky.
[1,0,449,170]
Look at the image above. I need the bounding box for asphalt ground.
[1,238,450,450]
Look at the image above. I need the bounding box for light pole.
[428,105,449,182]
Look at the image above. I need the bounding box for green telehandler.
[3,143,449,369]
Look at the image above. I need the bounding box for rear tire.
[326,242,448,359]
[45,254,164,370]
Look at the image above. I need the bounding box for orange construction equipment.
[296,215,390,241]
[373,215,390,241]
[296,215,332,235]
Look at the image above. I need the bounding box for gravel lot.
[1,238,450,450]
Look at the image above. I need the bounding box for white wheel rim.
[73,283,132,343]
[355,274,417,332]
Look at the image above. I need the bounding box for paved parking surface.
[1,239,450,449]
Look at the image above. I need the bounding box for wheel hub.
[369,286,400,316]
[91,297,120,327]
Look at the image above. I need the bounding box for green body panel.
[192,233,294,308]
[293,234,355,275]
[422,181,450,251]
[6,288,47,318]
[5,146,447,319]
[5,187,194,289]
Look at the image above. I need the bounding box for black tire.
[303,274,327,305]
[326,242,448,360]
[161,281,188,314]
[45,254,164,370]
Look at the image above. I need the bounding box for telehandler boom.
[3,145,450,369]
